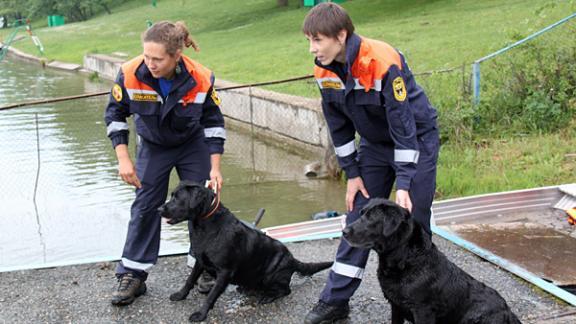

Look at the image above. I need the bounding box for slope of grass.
[437,124,576,199]
[2,0,575,82]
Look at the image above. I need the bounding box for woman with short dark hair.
[302,3,440,323]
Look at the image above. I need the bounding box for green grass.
[437,124,576,199]
[2,0,575,82]
[2,0,575,198]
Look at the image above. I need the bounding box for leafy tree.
[0,0,118,23]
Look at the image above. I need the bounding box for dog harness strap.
[331,261,365,279]
[121,257,154,271]
[202,180,221,219]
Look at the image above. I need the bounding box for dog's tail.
[294,260,333,276]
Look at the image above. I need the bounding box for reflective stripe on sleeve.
[334,140,356,157]
[204,127,226,139]
[394,149,420,164]
[106,121,129,136]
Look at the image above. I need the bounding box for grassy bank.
[437,126,576,199]
[1,0,575,199]
[2,0,574,81]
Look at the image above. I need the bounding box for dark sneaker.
[304,301,350,324]
[111,273,147,306]
[197,271,216,294]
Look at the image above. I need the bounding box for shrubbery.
[420,24,576,144]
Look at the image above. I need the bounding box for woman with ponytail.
[104,21,225,306]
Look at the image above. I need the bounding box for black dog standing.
[343,198,522,324]
[158,181,333,322]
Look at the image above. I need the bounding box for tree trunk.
[277,0,289,7]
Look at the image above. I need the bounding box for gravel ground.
[1,236,575,323]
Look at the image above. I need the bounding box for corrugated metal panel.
[554,194,576,211]
[559,184,576,197]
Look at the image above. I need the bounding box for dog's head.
[342,198,413,252]
[158,181,216,225]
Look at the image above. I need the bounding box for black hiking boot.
[197,271,216,294]
[304,300,350,324]
[111,273,147,306]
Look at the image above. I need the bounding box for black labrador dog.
[343,198,522,324]
[158,181,332,322]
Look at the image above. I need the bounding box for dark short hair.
[302,2,355,38]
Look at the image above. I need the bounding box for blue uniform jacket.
[105,55,225,155]
[314,34,437,190]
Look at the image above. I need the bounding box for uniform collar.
[345,33,362,70]
[134,59,193,96]
[314,33,361,72]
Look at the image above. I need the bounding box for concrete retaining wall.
[215,79,328,153]
[83,54,125,81]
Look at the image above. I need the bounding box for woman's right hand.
[115,144,141,188]
[346,177,370,212]
[118,157,141,188]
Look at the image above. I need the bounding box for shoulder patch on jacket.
[112,84,123,102]
[392,77,407,102]
[210,88,221,106]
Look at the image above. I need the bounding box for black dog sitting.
[343,198,522,324]
[158,181,332,322]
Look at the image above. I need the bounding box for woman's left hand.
[209,154,223,190]
[395,189,413,212]
[210,168,223,190]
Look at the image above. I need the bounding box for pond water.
[0,57,345,272]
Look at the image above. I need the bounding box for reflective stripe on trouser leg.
[187,254,196,268]
[116,140,174,277]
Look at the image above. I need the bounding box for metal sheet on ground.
[444,222,576,286]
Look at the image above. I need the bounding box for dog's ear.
[361,199,405,237]
[379,202,406,237]
[186,184,214,213]
[382,210,402,236]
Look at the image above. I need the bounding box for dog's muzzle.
[157,205,177,224]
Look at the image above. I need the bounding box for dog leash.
[202,180,221,219]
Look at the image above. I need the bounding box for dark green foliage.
[476,27,576,135]
[0,0,120,22]
[417,23,576,144]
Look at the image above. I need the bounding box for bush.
[420,23,576,143]
[474,26,576,135]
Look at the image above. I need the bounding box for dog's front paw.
[189,311,207,322]
[170,290,189,301]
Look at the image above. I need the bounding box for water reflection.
[0,57,345,271]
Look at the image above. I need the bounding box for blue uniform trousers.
[116,136,211,280]
[320,128,439,305]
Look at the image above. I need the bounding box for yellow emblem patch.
[132,93,158,101]
[112,84,123,102]
[392,77,407,102]
[211,89,222,106]
[321,80,343,90]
